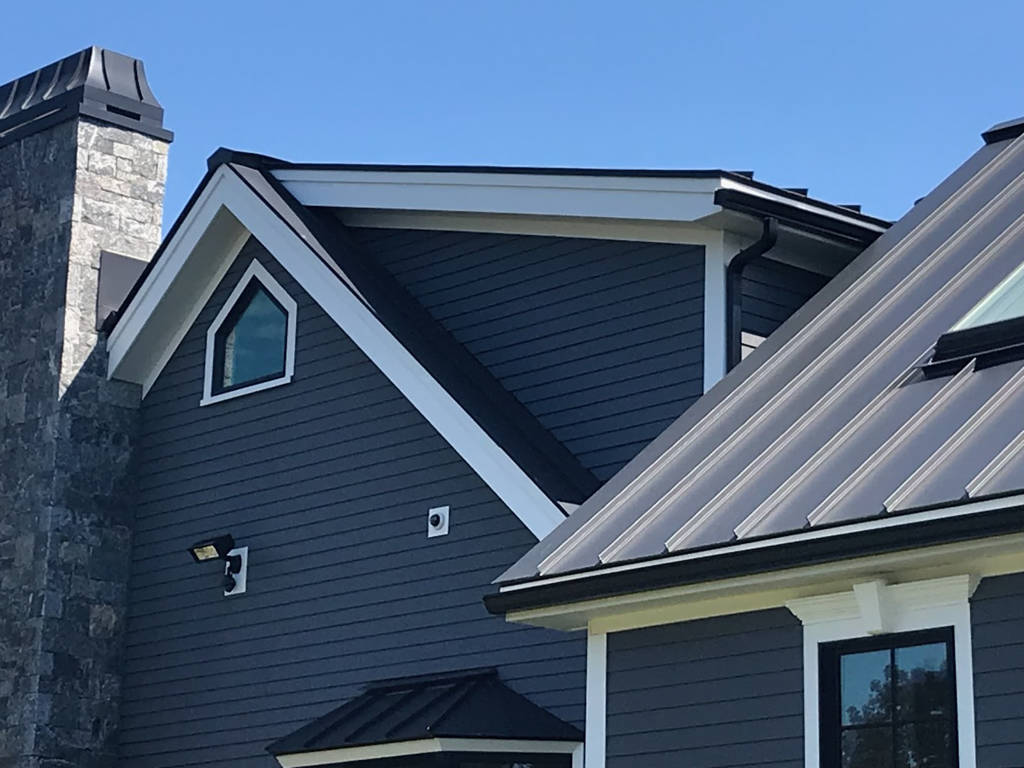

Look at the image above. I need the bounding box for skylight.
[928,260,1024,375]
[950,259,1024,331]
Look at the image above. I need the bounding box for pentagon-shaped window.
[202,259,297,405]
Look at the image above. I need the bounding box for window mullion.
[888,646,895,768]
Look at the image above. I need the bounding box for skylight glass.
[951,259,1024,331]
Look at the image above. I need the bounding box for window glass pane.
[952,259,1024,330]
[842,726,894,768]
[842,649,892,725]
[895,643,950,721]
[220,286,286,389]
[897,721,952,768]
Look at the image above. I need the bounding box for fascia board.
[497,494,1024,631]
[107,167,566,540]
[276,738,580,767]
[273,168,724,222]
[108,166,246,387]
[515,532,1024,634]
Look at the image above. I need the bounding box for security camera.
[427,506,449,538]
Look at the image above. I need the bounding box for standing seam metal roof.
[266,668,582,756]
[500,126,1024,583]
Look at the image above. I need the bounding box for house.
[486,115,1024,768]
[0,47,891,768]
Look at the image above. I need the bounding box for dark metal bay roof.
[267,668,582,756]
[498,123,1024,588]
[0,46,172,148]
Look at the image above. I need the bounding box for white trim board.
[585,630,607,768]
[275,167,885,235]
[276,168,724,222]
[275,737,581,767]
[787,575,978,768]
[106,165,567,540]
[340,208,727,245]
[201,258,297,406]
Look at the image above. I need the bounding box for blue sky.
[2,1,1021,227]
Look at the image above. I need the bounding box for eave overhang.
[270,162,889,242]
[485,494,1024,627]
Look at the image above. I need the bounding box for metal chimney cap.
[0,46,173,149]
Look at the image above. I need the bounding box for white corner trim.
[572,743,584,768]
[702,232,728,392]
[276,737,581,767]
[703,230,753,392]
[585,630,607,768]
[786,575,979,768]
[200,258,298,407]
[108,166,566,540]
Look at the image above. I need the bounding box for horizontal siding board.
[741,258,828,339]
[606,608,802,768]
[453,283,703,349]
[120,237,584,766]
[352,227,703,480]
[120,652,582,721]
[972,572,1024,766]
[129,473,497,561]
[607,670,802,713]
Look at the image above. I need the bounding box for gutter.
[713,187,886,248]
[483,495,1024,616]
[726,217,777,370]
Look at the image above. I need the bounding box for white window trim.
[786,575,979,768]
[200,258,297,406]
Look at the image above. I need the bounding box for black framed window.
[212,280,288,394]
[819,628,957,768]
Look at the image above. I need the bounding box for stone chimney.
[0,47,171,767]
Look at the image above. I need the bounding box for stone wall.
[0,116,167,768]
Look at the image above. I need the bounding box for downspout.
[726,217,778,370]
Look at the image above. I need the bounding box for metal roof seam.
[806,360,977,526]
[885,362,1024,512]
[730,359,925,541]
[680,355,931,545]
[966,426,1024,497]
[627,192,1024,558]
[535,134,1024,575]
[728,211,1024,537]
